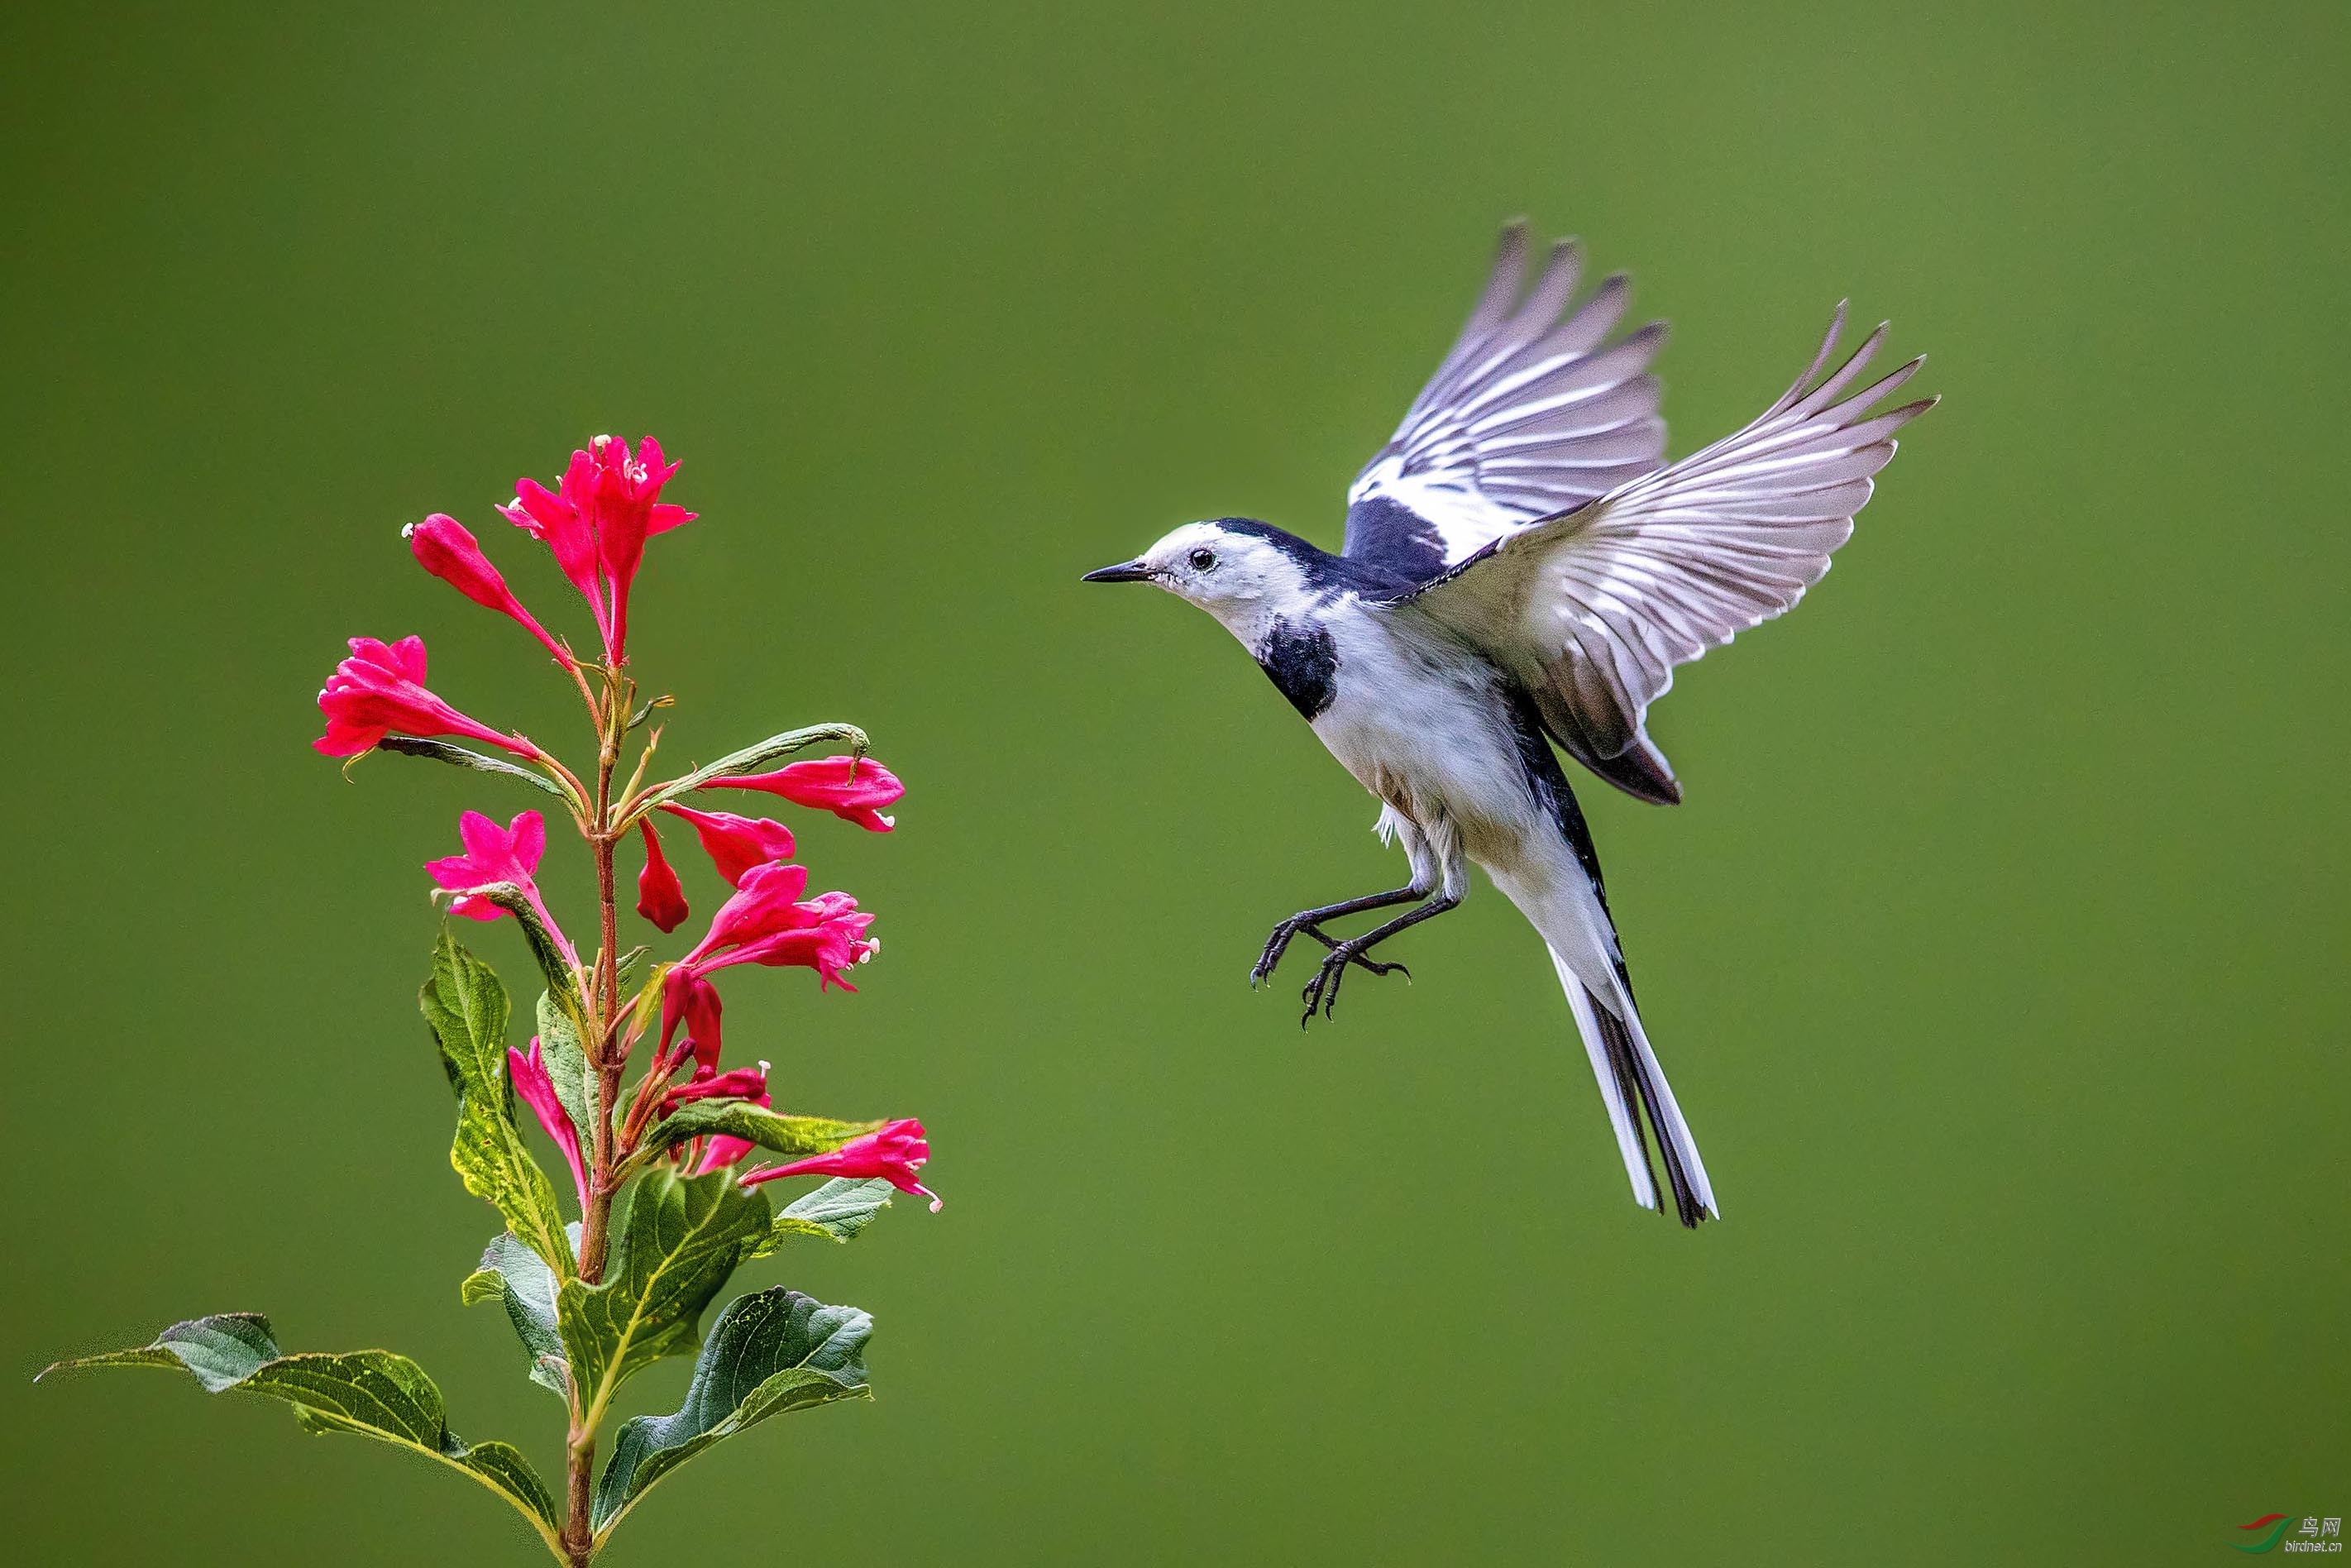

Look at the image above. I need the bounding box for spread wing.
[1343,221,1669,585]
[1403,306,1934,805]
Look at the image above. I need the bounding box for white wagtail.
[1083,222,1933,1226]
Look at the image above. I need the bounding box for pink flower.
[635,820,690,934]
[738,1118,939,1211]
[705,756,903,832]
[657,803,796,887]
[497,435,694,662]
[710,892,877,992]
[510,1037,589,1211]
[662,1060,769,1111]
[403,514,575,670]
[499,471,605,649]
[679,860,813,968]
[656,966,727,1076]
[654,863,877,1079]
[426,810,581,971]
[314,636,541,760]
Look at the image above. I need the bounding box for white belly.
[1307,612,1548,872]
[1292,605,1622,997]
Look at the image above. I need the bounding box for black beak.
[1081,559,1155,584]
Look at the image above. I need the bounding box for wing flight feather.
[1343,222,1670,583]
[1404,306,1935,803]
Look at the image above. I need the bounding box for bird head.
[1082,519,1321,641]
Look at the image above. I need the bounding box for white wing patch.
[1343,222,1669,581]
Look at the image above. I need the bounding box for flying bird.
[1082,222,1933,1226]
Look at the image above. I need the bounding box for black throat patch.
[1256,617,1339,719]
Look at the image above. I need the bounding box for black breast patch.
[1257,617,1339,719]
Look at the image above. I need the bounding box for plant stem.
[579,817,619,1284]
[561,1427,596,1566]
[561,671,630,1565]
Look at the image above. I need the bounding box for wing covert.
[1343,221,1670,585]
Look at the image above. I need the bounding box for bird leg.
[1300,892,1462,1026]
[1251,883,1425,987]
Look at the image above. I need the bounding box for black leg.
[1251,884,1425,987]
[1301,892,1462,1026]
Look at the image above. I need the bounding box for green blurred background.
[4,2,2344,1563]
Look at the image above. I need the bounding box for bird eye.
[1188,547,1217,571]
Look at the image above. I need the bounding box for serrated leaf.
[640,1100,879,1162]
[535,990,598,1148]
[592,1288,871,1538]
[40,1314,562,1557]
[749,1178,895,1257]
[558,1167,772,1429]
[462,1229,574,1400]
[421,932,572,1279]
[421,927,513,1105]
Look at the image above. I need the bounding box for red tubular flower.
[662,1060,769,1111]
[314,635,542,760]
[635,820,690,934]
[497,435,694,663]
[656,868,874,1091]
[705,892,877,992]
[403,514,575,670]
[738,1118,939,1211]
[499,461,609,651]
[657,803,796,887]
[705,755,903,831]
[656,966,727,1075]
[584,434,689,660]
[678,860,814,968]
[510,1038,589,1211]
[427,809,580,971]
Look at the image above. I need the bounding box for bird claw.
[1297,940,1407,1025]
[1250,918,1316,988]
[1252,918,1400,990]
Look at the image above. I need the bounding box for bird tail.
[1549,945,1718,1227]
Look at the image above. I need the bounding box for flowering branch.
[45,435,935,1568]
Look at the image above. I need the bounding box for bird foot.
[1252,916,1398,988]
[1250,917,1323,987]
[1299,939,1408,1026]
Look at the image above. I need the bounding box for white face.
[1112,521,1314,638]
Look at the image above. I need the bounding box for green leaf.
[535,989,598,1150]
[750,1177,896,1256]
[557,1167,772,1430]
[376,735,569,800]
[421,931,572,1279]
[40,1314,562,1558]
[592,1288,871,1539]
[638,1100,879,1163]
[629,723,867,817]
[465,884,583,1009]
[461,1229,574,1400]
